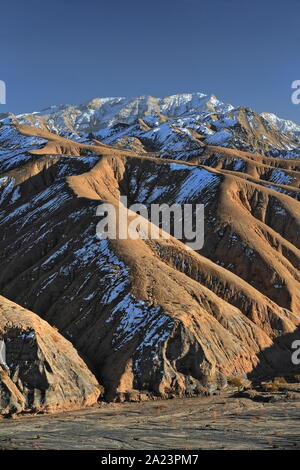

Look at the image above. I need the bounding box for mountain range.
[0,92,299,414]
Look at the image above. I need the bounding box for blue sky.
[0,0,300,123]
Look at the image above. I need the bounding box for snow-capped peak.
[261,112,300,136]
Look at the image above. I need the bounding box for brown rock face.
[0,111,299,403]
[0,296,100,414]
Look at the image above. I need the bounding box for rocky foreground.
[1,387,300,450]
[0,296,101,414]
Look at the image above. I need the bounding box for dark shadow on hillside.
[249,326,300,382]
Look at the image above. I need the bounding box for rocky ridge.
[0,92,299,411]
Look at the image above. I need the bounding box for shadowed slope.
[0,296,100,414]
[0,119,299,401]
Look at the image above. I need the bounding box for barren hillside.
[0,93,299,410]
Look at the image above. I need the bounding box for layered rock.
[0,296,100,414]
[0,101,299,403]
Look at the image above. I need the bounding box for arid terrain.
[1,388,300,450]
[0,93,299,440]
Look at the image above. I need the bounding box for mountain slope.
[0,296,100,414]
[0,93,299,404]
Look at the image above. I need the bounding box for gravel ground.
[1,390,300,450]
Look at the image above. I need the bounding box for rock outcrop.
[0,94,299,404]
[0,296,101,414]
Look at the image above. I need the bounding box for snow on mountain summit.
[261,112,300,136]
[2,92,300,156]
[10,92,234,134]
